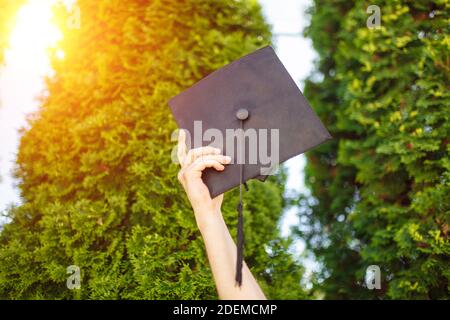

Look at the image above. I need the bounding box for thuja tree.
[301,0,449,299]
[0,0,306,299]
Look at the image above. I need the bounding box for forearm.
[176,136,265,299]
[196,209,266,300]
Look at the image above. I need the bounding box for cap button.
[236,108,249,121]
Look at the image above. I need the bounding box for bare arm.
[176,130,266,300]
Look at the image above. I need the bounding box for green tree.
[0,0,306,299]
[301,0,449,299]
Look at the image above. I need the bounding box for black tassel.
[235,118,245,287]
[235,197,244,286]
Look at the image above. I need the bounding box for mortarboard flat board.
[168,45,332,286]
[168,45,332,197]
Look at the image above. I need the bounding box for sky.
[258,0,315,232]
[259,0,319,283]
[0,0,61,219]
[0,0,318,281]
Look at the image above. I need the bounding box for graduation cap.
[168,46,331,286]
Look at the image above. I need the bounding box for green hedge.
[302,0,449,299]
[0,0,306,299]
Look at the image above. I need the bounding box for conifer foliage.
[0,0,306,299]
[302,0,449,299]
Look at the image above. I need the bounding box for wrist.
[194,207,224,234]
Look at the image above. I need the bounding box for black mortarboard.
[168,46,331,286]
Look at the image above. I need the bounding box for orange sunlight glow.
[8,0,62,62]
[0,0,66,214]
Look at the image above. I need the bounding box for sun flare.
[8,0,62,61]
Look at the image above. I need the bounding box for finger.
[177,169,185,184]
[193,154,231,166]
[188,154,231,171]
[177,129,187,165]
[184,146,221,167]
[189,159,226,173]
